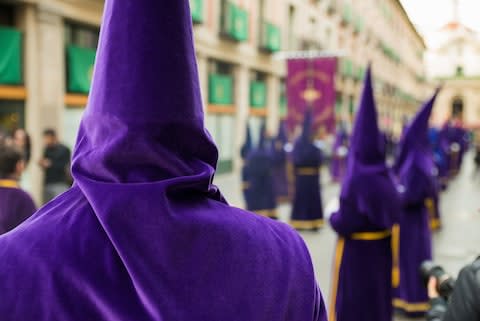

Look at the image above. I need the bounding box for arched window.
[452,96,464,117]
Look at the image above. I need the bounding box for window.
[0,4,14,26]
[455,66,464,77]
[64,22,100,50]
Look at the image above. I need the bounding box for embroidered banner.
[286,57,337,137]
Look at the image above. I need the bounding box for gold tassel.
[425,198,439,231]
[391,224,400,288]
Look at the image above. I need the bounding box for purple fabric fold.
[0,1,327,320]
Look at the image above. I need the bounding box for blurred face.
[15,159,25,177]
[14,129,26,147]
[43,134,56,147]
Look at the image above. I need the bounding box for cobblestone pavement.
[214,152,480,320]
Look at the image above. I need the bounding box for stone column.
[15,4,42,203]
[234,64,250,172]
[21,6,65,204]
[266,74,280,135]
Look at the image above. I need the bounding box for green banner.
[250,81,267,108]
[280,93,287,117]
[0,26,22,85]
[354,15,364,33]
[341,59,354,77]
[67,45,96,94]
[262,22,281,52]
[355,66,365,80]
[190,0,204,23]
[209,74,233,105]
[223,2,248,42]
[342,5,353,24]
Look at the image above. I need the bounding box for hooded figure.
[271,121,290,203]
[329,66,401,321]
[429,127,449,191]
[441,120,469,176]
[330,124,349,183]
[290,109,324,230]
[0,2,328,320]
[241,123,253,209]
[244,122,278,218]
[393,90,440,317]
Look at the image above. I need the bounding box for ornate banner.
[286,57,337,137]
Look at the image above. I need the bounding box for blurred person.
[0,144,36,235]
[441,120,469,177]
[0,127,7,145]
[243,122,278,219]
[271,121,290,203]
[38,128,71,203]
[13,128,32,165]
[392,90,440,317]
[330,123,349,183]
[240,122,253,209]
[290,109,324,230]
[329,66,401,321]
[0,1,327,320]
[427,258,480,321]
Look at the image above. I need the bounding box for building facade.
[0,0,427,202]
[426,21,480,127]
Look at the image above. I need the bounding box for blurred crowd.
[0,127,71,235]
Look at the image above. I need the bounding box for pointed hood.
[337,65,400,229]
[395,89,440,174]
[349,65,385,165]
[277,121,288,145]
[72,0,218,186]
[241,123,253,159]
[301,108,313,142]
[258,121,267,150]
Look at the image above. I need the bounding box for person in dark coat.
[393,89,440,317]
[427,257,480,321]
[290,109,324,230]
[329,65,401,321]
[330,124,349,183]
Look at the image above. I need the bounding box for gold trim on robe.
[425,198,441,231]
[330,226,401,320]
[290,219,324,229]
[0,180,19,188]
[329,237,345,321]
[392,298,430,313]
[430,218,441,231]
[295,167,320,176]
[241,182,250,190]
[254,209,278,219]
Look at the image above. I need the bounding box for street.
[214,152,480,320]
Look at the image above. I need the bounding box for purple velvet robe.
[0,180,36,235]
[393,91,439,316]
[329,66,401,321]
[329,165,400,321]
[0,1,327,320]
[393,159,435,316]
[290,111,324,230]
[245,126,278,218]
